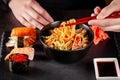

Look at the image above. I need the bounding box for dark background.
[0,0,120,80]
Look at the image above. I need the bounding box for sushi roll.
[4,48,34,73]
[6,27,37,48]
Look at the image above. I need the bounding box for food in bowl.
[42,19,89,50]
[39,19,94,62]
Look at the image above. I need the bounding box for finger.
[94,6,101,14]
[25,6,50,26]
[97,6,114,19]
[91,13,96,16]
[97,1,120,19]
[36,25,44,30]
[91,6,101,17]
[17,16,33,27]
[21,12,44,29]
[101,25,120,32]
[31,1,54,22]
[88,18,120,27]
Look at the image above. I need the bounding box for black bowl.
[39,21,94,63]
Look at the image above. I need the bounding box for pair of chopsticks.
[64,11,120,26]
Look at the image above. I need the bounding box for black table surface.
[0,9,120,80]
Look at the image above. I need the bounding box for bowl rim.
[39,21,94,52]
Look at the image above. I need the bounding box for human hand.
[88,0,120,32]
[9,0,54,30]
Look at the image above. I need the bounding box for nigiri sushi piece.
[9,53,29,73]
[4,47,34,73]
[6,27,36,48]
[4,47,35,61]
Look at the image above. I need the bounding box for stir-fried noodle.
[42,19,89,50]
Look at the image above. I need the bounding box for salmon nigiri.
[6,27,37,48]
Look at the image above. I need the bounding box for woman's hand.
[88,0,120,32]
[9,0,54,30]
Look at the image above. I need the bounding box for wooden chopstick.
[64,11,120,26]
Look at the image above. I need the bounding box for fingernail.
[49,18,54,22]
[36,25,44,30]
[39,26,44,30]
[88,21,92,25]
[91,13,95,16]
